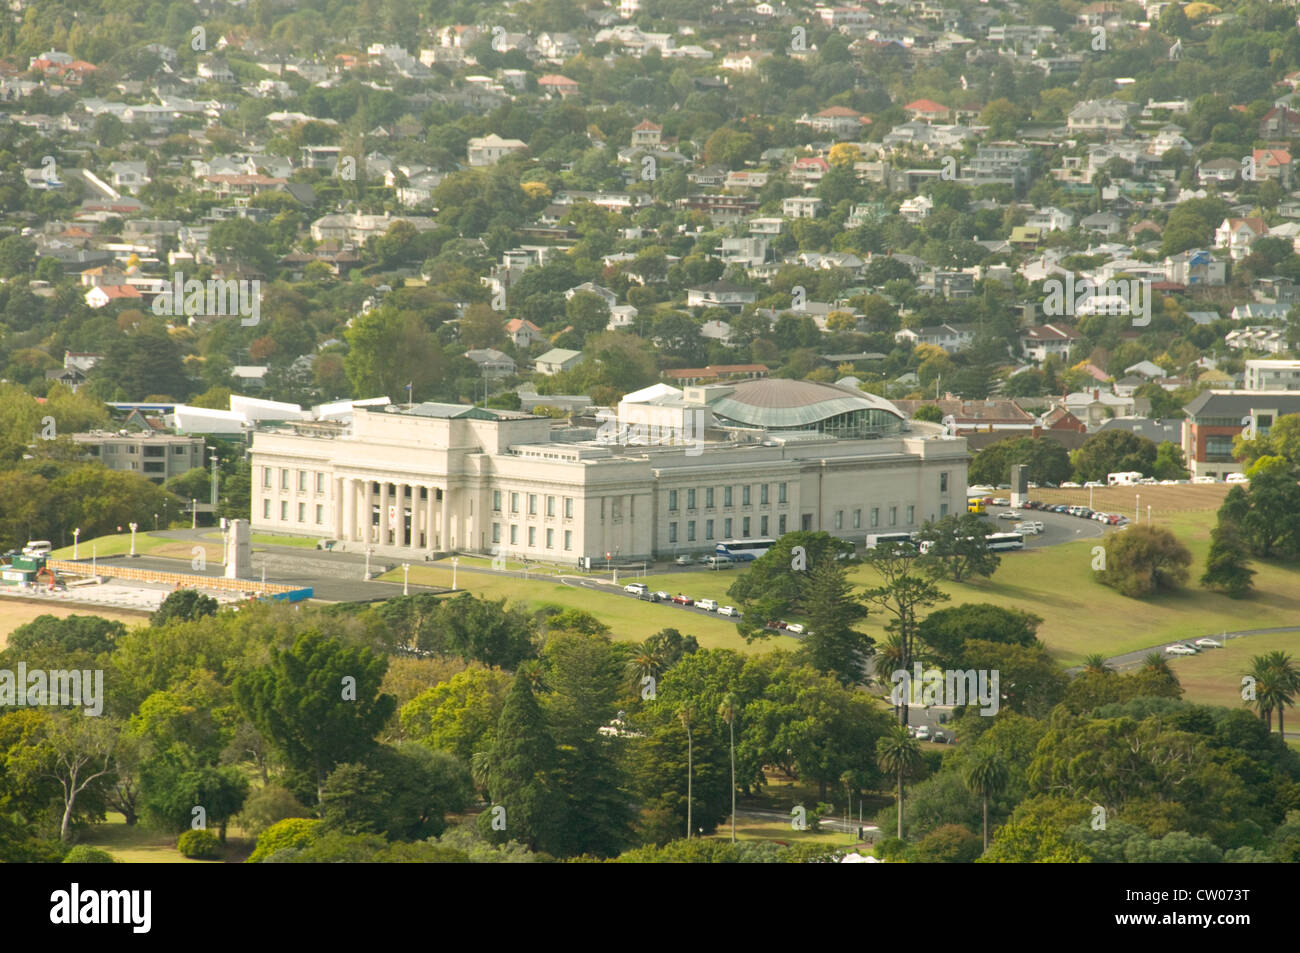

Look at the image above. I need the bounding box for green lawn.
[1168,632,1300,713]
[387,564,796,652]
[49,532,176,560]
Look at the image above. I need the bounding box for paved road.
[1091,626,1300,674]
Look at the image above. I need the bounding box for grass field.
[1168,632,1300,712]
[77,813,255,863]
[386,564,797,651]
[1031,484,1230,516]
[0,600,149,647]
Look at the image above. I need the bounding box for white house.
[467,134,527,167]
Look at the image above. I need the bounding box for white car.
[785,622,806,635]
[1061,481,1081,488]
[1165,644,1198,656]
[674,554,694,566]
[967,485,995,496]
[624,583,648,595]
[1158,479,1177,486]
[1193,476,1217,484]
[1014,521,1043,534]
[1083,481,1104,488]
[992,497,1009,506]
[1193,638,1223,649]
[697,599,719,612]
[1138,477,1157,485]
[914,725,931,741]
[718,605,742,617]
[653,590,671,601]
[998,510,1023,520]
[1225,473,1250,484]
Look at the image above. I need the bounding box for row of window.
[493,491,575,519]
[264,467,329,494]
[830,505,915,530]
[668,514,787,543]
[265,499,326,524]
[492,523,573,550]
[667,483,787,512]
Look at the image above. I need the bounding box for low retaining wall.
[47,559,296,596]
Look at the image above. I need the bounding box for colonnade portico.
[334,476,458,552]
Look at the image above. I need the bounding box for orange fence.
[47,559,296,595]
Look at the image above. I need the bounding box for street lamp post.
[451,556,458,591]
[72,528,79,561]
[128,522,138,557]
[191,499,197,530]
[1135,493,1140,525]
[91,543,96,577]
[154,512,159,532]
[364,547,373,580]
[403,563,410,596]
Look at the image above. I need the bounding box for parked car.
[1015,521,1043,534]
[697,598,719,612]
[931,729,951,744]
[1226,473,1250,484]
[997,510,1023,520]
[704,555,733,569]
[1193,637,1223,649]
[1083,481,1104,488]
[1165,644,1198,656]
[1193,476,1218,484]
[1158,479,1177,486]
[992,497,1009,506]
[914,725,932,741]
[1061,481,1081,488]
[653,590,671,601]
[674,554,694,566]
[996,484,1011,490]
[638,590,662,602]
[785,622,806,635]
[1138,477,1157,485]
[624,582,648,595]
[22,540,52,556]
[671,593,694,605]
[718,605,741,617]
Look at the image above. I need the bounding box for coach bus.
[714,538,777,561]
[985,532,1025,551]
[865,532,917,550]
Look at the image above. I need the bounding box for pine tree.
[1201,521,1256,598]
[800,560,871,685]
[479,675,565,856]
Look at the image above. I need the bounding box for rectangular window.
[706,487,715,508]
[528,526,536,546]
[688,520,696,541]
[724,486,733,507]
[564,497,573,519]
[743,485,751,506]
[706,519,714,538]
[600,498,606,520]
[546,528,554,548]
[760,515,769,535]
[854,509,861,529]
[668,490,678,512]
[262,467,271,488]
[889,506,897,526]
[564,530,572,550]
[528,494,537,516]
[298,502,306,522]
[760,484,769,505]
[940,471,949,493]
[280,501,288,520]
[493,491,501,512]
[612,499,622,520]
[669,522,678,543]
[834,510,843,530]
[316,472,325,493]
[940,503,949,517]
[547,496,555,517]
[263,499,271,518]
[510,525,518,544]
[871,507,880,528]
[280,469,289,490]
[511,493,519,514]
[779,514,787,534]
[687,488,696,510]
[778,482,787,503]
[907,505,915,525]
[298,471,307,491]
[492,523,501,543]
[724,517,733,537]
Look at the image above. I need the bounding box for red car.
[672,594,694,606]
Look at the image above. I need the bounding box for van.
[1225,472,1250,484]
[697,599,719,612]
[704,555,733,569]
[22,541,52,556]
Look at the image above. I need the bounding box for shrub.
[248,818,322,863]
[177,829,221,859]
[62,845,116,863]
[1096,525,1192,598]
[908,823,983,863]
[236,784,312,837]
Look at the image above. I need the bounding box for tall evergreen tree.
[1201,520,1256,598]
[799,560,871,685]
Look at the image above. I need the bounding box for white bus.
[1107,471,1143,486]
[714,538,777,561]
[986,532,1025,551]
[865,532,917,550]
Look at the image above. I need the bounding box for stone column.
[378,481,390,546]
[341,477,354,542]
[442,486,452,550]
[425,486,437,550]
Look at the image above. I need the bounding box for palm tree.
[1083,653,1112,675]
[1142,652,1173,678]
[679,703,694,839]
[962,750,1010,852]
[625,642,667,695]
[1256,652,1299,735]
[875,724,923,840]
[718,693,738,843]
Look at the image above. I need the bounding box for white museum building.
[248,379,970,563]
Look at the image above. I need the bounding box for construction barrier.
[47,559,297,596]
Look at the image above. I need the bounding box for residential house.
[1215,217,1268,260]
[1026,206,1074,232]
[686,281,756,311]
[782,196,823,219]
[1021,324,1083,362]
[899,194,933,223]
[1225,326,1287,354]
[1079,212,1122,235]
[1259,105,1300,138]
[467,134,528,167]
[1244,359,1300,391]
[465,348,517,378]
[797,106,870,138]
[719,237,769,268]
[1067,99,1136,136]
[631,119,662,148]
[894,323,975,354]
[534,348,584,376]
[505,319,545,349]
[537,75,579,98]
[1164,249,1225,287]
[1253,148,1293,188]
[85,285,141,308]
[904,99,950,123]
[1230,302,1291,323]
[1196,157,1240,185]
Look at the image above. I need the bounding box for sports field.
[0,599,149,647]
